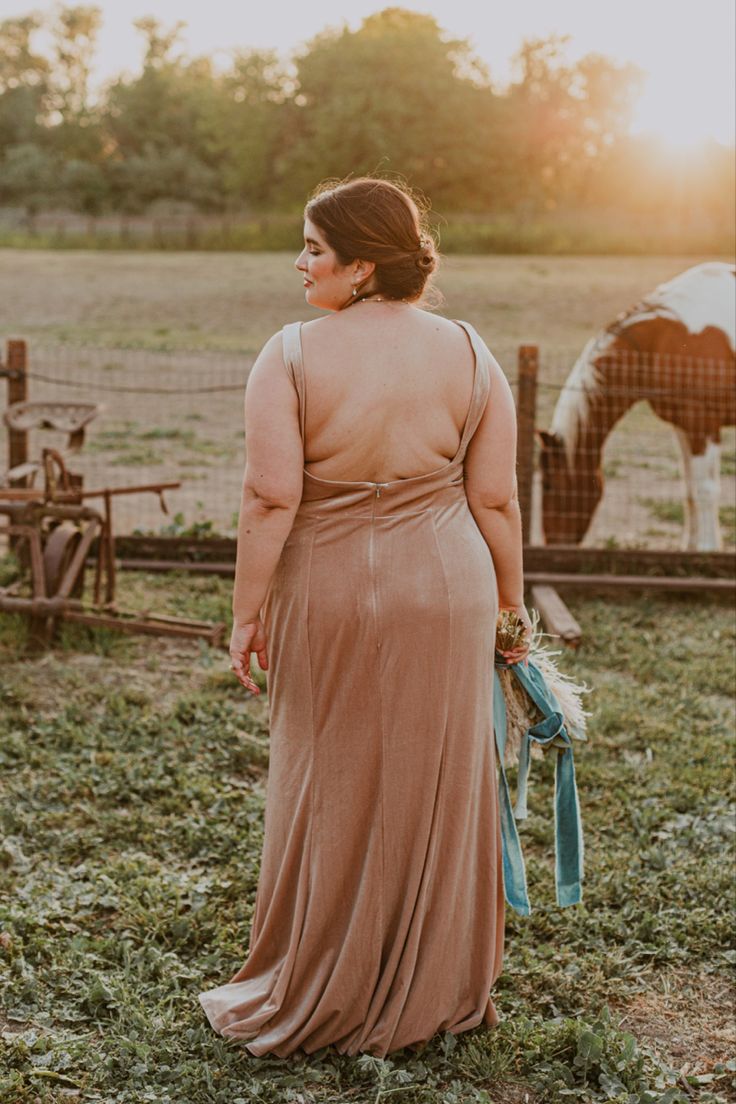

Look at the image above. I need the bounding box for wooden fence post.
[6,339,28,477]
[516,344,538,545]
[2,339,28,556]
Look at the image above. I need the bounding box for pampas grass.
[496,608,593,767]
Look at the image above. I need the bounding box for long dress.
[198,318,505,1057]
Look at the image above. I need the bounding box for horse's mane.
[549,330,616,470]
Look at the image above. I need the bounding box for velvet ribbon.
[492,653,584,915]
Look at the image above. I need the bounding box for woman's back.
[299,307,478,484]
[199,175,524,1058]
[201,307,506,1057]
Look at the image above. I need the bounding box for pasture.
[1,250,735,1102]
[0,250,734,544]
[1,249,729,353]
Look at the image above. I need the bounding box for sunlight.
[629,63,734,150]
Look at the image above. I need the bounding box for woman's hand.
[496,602,533,667]
[229,618,269,693]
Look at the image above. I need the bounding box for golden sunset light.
[629,54,733,150]
[3,0,732,147]
[1,0,735,1095]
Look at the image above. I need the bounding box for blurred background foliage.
[0,5,733,252]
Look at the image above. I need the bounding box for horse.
[537,261,735,550]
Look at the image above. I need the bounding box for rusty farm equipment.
[0,397,226,648]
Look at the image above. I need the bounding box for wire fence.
[2,343,250,538]
[530,348,735,551]
[0,209,300,251]
[2,340,734,551]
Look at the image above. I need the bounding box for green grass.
[1,560,734,1102]
[636,498,736,545]
[86,423,234,464]
[721,451,736,476]
[0,208,732,256]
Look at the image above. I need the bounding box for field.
[1,578,734,1102]
[0,250,734,544]
[1,250,735,1102]
[1,249,730,353]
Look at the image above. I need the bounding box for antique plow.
[0,401,225,647]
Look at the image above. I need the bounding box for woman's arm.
[463,346,525,607]
[231,332,304,625]
[467,487,525,608]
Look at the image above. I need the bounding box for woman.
[198,175,532,1058]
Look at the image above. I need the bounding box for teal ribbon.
[493,653,584,915]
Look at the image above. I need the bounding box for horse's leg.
[673,427,697,550]
[690,438,722,552]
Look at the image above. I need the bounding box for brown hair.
[304,174,443,308]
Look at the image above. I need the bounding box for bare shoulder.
[299,316,334,345]
[424,312,501,354]
[455,319,507,373]
[300,308,479,342]
[247,328,288,385]
[257,329,286,361]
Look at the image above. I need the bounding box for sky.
[2,0,734,147]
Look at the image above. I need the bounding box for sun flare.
[629,64,734,150]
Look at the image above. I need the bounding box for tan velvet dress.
[198,318,505,1057]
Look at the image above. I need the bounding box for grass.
[1,207,731,256]
[0,249,734,1097]
[0,556,734,1103]
[636,498,736,545]
[2,250,732,353]
[86,423,234,461]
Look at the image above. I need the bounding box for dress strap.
[282,321,306,441]
[452,320,492,455]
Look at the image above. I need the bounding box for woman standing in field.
[198,175,532,1057]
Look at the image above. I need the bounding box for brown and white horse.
[537,262,735,550]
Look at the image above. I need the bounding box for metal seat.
[1,401,101,486]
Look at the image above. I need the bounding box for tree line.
[0,5,732,240]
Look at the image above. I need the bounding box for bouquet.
[495,607,592,767]
[493,607,593,915]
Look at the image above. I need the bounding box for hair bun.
[414,240,436,271]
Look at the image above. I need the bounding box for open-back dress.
[198,318,505,1057]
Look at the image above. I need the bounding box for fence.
[1,339,735,555]
[522,346,735,553]
[0,210,301,251]
[1,209,731,256]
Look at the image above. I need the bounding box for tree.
[504,34,644,212]
[107,144,219,211]
[105,21,217,169]
[59,157,108,212]
[0,15,51,150]
[274,7,502,209]
[0,142,59,210]
[45,5,105,161]
[198,49,291,208]
[50,5,102,117]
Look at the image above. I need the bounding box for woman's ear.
[354,258,376,282]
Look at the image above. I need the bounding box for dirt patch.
[487,1082,541,1103]
[0,1010,31,1034]
[609,966,735,1078]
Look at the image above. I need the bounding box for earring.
[352,286,358,296]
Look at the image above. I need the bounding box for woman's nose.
[295,252,306,271]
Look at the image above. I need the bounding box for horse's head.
[536,429,603,545]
